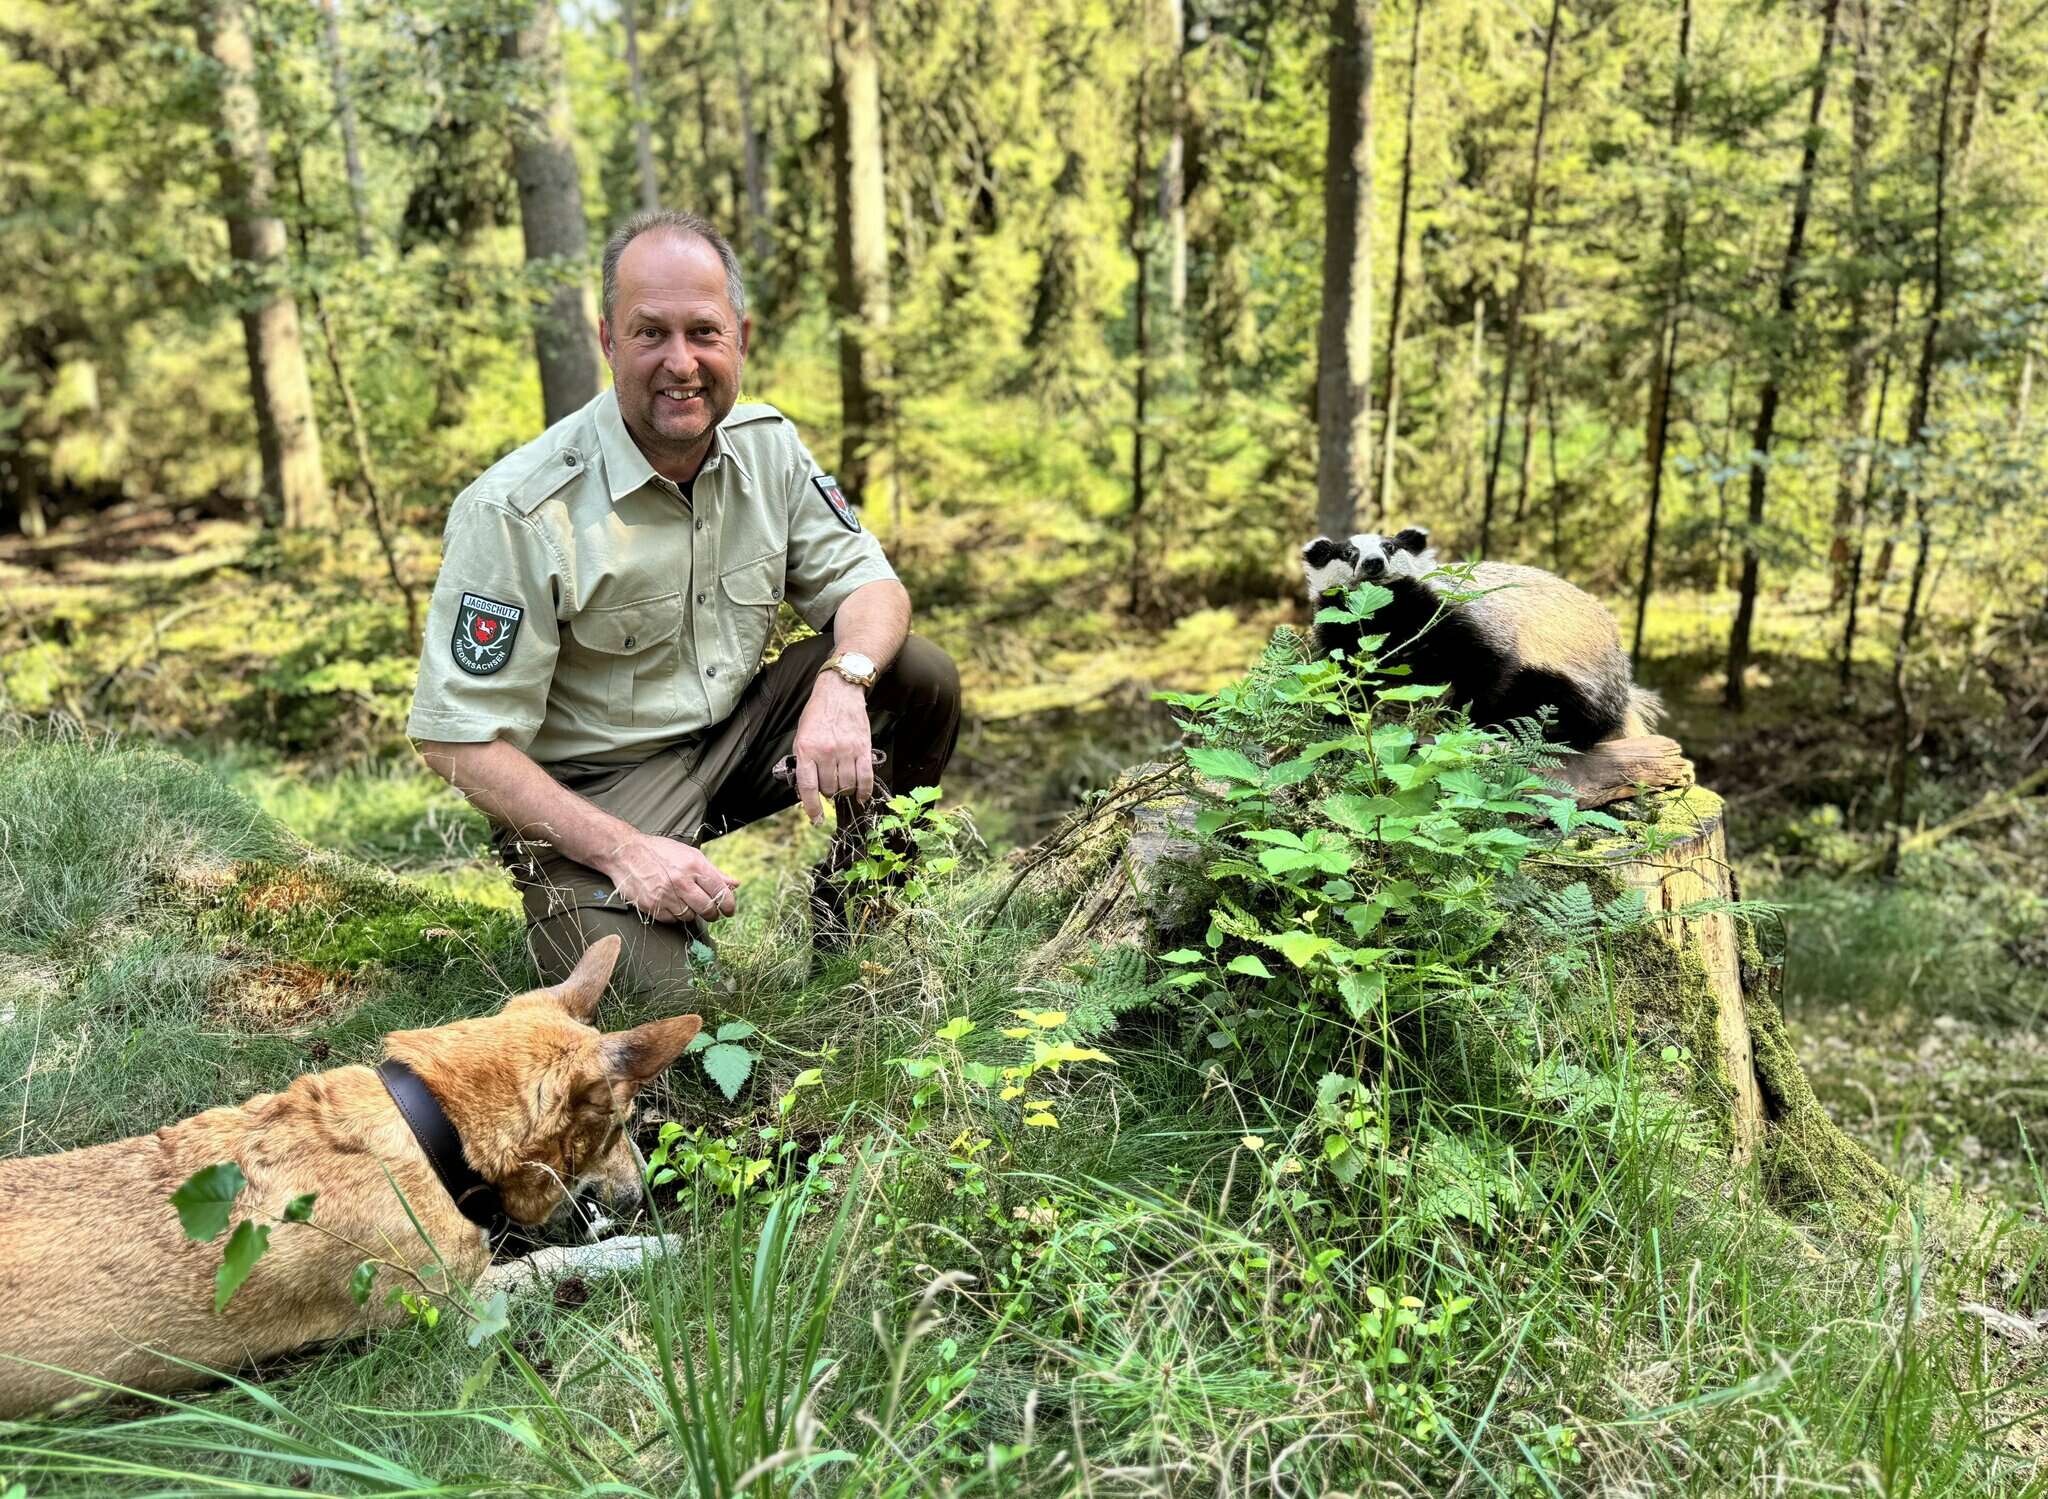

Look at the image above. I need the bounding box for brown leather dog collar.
[376,1058,516,1250]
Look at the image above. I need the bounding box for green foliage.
[684,1019,761,1103]
[169,1163,247,1243]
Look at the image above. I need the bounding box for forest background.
[4,0,2048,1492]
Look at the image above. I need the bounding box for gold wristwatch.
[822,651,878,691]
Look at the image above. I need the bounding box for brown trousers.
[502,634,961,996]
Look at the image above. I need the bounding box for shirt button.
[623,636,636,649]
[695,519,705,531]
[696,592,707,604]
[561,451,576,466]
[707,666,718,678]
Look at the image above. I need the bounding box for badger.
[1300,527,1662,752]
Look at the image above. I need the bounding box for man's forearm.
[415,738,639,871]
[829,579,911,671]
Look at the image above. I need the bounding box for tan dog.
[0,935,697,1418]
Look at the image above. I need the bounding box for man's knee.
[528,907,702,1000]
[888,635,960,708]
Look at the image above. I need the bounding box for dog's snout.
[1360,555,1385,578]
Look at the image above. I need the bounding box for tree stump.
[1003,766,1899,1217]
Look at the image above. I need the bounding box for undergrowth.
[1,589,2044,1493]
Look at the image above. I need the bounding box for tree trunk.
[1722,0,1841,712]
[732,19,771,268]
[1013,770,1894,1210]
[829,0,891,512]
[1313,0,1374,541]
[1881,0,1964,876]
[1513,331,1539,526]
[196,0,333,532]
[1826,0,1882,609]
[1839,280,1901,686]
[1159,0,1189,324]
[1130,63,1153,618]
[1633,0,1692,668]
[1479,0,1561,560]
[1376,0,1424,523]
[1873,0,1993,587]
[621,0,660,213]
[504,1,602,429]
[1460,296,1485,522]
[316,0,373,258]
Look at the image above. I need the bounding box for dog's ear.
[549,934,624,1021]
[1392,526,1430,554]
[601,1014,704,1087]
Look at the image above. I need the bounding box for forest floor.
[3,514,2047,1493]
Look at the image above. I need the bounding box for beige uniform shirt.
[407,389,898,766]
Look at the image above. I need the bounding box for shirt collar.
[596,388,750,507]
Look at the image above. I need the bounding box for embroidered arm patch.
[451,593,524,676]
[811,473,862,533]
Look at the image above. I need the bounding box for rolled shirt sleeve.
[406,498,563,749]
[780,434,900,631]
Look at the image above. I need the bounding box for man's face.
[600,231,751,481]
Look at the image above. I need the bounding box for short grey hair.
[600,210,748,324]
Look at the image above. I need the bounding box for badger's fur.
[1301,527,1663,751]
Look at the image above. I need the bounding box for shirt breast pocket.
[566,594,683,727]
[718,555,784,675]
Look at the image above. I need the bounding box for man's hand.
[600,833,740,923]
[791,673,874,825]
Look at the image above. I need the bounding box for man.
[409,210,960,994]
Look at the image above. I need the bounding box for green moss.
[201,852,522,976]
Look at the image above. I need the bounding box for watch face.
[841,653,876,678]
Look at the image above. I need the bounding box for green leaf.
[1226,954,1273,979]
[214,1220,271,1312]
[962,1061,1003,1087]
[715,1020,758,1043]
[1186,746,1263,784]
[349,1261,376,1306]
[1266,930,1334,968]
[1375,683,1449,702]
[935,1015,975,1042]
[684,1030,715,1055]
[1157,948,1204,964]
[701,1043,757,1101]
[1338,971,1386,1021]
[282,1192,317,1224]
[458,1348,501,1409]
[171,1163,247,1242]
[466,1290,510,1348]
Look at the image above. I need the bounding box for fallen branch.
[477,1233,679,1297]
[1857,762,2048,872]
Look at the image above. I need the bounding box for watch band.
[822,652,878,690]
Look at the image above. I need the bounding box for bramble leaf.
[213,1220,271,1312]
[701,1043,756,1101]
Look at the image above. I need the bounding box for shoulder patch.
[451,593,524,675]
[506,445,586,516]
[721,402,786,429]
[811,474,862,533]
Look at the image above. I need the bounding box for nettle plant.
[1156,595,1656,1232]
[1156,604,1564,1080]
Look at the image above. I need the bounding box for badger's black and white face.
[1301,527,1436,600]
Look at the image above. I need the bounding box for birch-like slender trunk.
[829,0,892,510]
[505,1,601,427]
[1313,0,1374,540]
[622,0,660,212]
[1377,0,1424,521]
[1722,0,1842,711]
[1159,0,1188,322]
[196,0,332,531]
[1632,0,1692,667]
[316,0,373,257]
[1478,0,1561,559]
[1826,0,1883,607]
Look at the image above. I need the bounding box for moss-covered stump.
[1010,765,1918,1235]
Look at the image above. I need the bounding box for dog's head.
[383,936,701,1227]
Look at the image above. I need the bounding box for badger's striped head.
[1301,526,1435,600]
